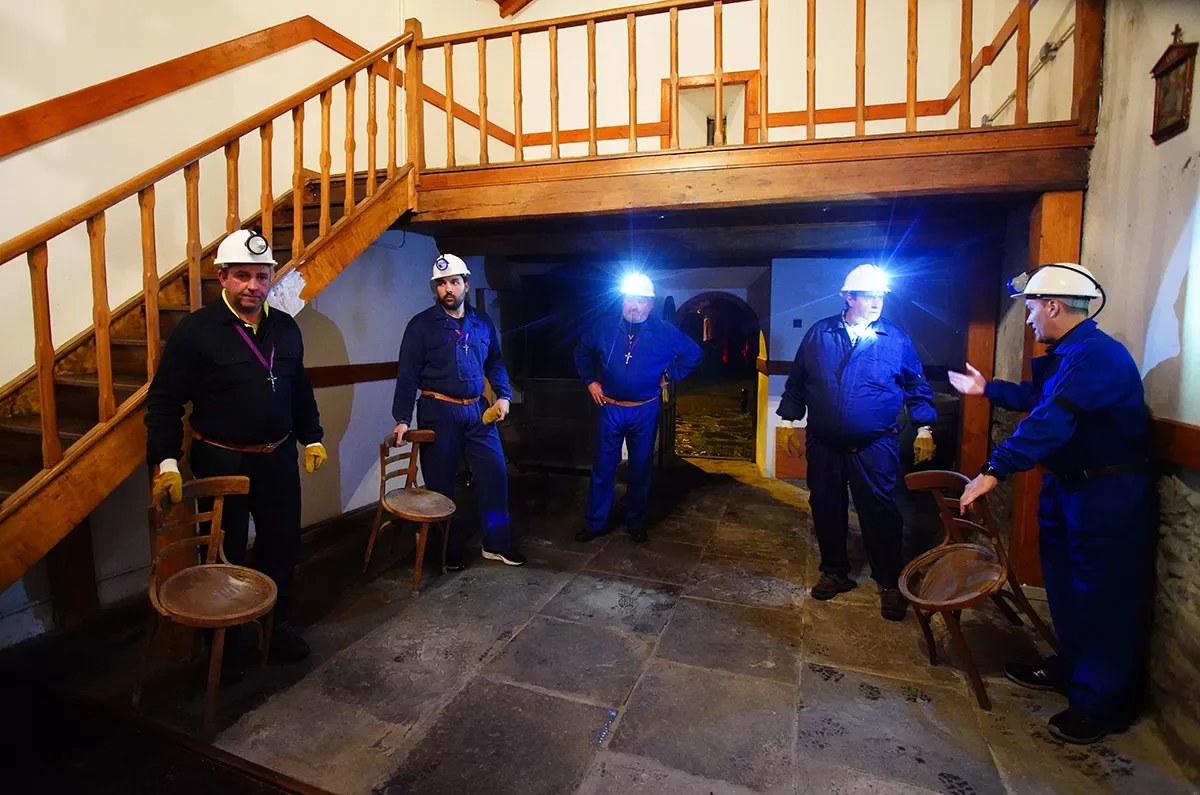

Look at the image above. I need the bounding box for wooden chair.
[899,470,1059,710]
[362,430,456,596]
[133,476,277,736]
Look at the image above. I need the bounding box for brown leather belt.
[602,395,658,408]
[192,430,290,454]
[422,389,480,405]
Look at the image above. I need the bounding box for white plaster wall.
[1081,0,1200,424]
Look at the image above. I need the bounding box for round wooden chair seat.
[899,544,1006,611]
[383,487,456,522]
[159,564,277,627]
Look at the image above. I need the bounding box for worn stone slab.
[584,538,703,586]
[722,500,809,532]
[486,616,653,706]
[797,663,1005,795]
[976,681,1196,795]
[647,514,721,545]
[802,600,962,686]
[796,759,945,794]
[686,554,808,609]
[575,751,766,795]
[656,597,802,684]
[380,679,613,795]
[706,519,811,564]
[540,574,681,636]
[610,659,795,793]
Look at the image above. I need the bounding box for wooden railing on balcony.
[0,29,416,508]
[408,0,1100,169]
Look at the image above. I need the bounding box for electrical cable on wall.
[982,23,1077,127]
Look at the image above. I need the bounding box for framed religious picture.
[1150,26,1197,145]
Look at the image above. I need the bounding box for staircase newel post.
[404,18,425,179]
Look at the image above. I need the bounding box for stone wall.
[1152,468,1200,775]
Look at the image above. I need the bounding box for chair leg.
[915,609,938,665]
[440,520,451,575]
[990,593,1023,626]
[132,611,162,708]
[412,522,430,597]
[362,502,386,574]
[1007,580,1060,654]
[944,611,990,711]
[204,627,226,736]
[260,611,275,669]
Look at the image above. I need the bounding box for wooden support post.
[139,186,161,379]
[367,64,378,195]
[45,518,100,630]
[87,212,116,422]
[806,0,816,139]
[224,139,239,233]
[28,243,62,467]
[344,73,357,215]
[445,43,456,168]
[588,20,598,157]
[855,0,865,136]
[1009,190,1085,587]
[1072,0,1104,135]
[478,37,489,165]
[960,246,1000,478]
[759,0,768,143]
[292,104,305,260]
[319,89,332,235]
[628,14,638,153]
[550,25,561,159]
[405,18,426,173]
[1016,0,1030,124]
[906,0,918,132]
[669,8,680,149]
[513,31,524,161]
[259,122,274,244]
[714,2,724,146]
[959,0,973,129]
[388,50,399,177]
[183,161,201,310]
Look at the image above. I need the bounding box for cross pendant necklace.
[267,372,278,391]
[234,325,277,392]
[624,331,640,365]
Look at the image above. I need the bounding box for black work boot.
[1048,709,1112,744]
[880,588,908,621]
[1005,658,1067,693]
[269,622,311,664]
[811,573,857,601]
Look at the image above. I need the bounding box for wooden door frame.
[660,70,762,149]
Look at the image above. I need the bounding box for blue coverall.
[574,314,703,534]
[983,318,1152,725]
[392,303,514,555]
[778,315,936,588]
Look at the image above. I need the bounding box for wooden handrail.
[0,30,413,268]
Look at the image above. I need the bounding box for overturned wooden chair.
[134,476,277,736]
[363,430,456,596]
[899,470,1058,710]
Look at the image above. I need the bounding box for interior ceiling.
[493,0,537,19]
[401,195,1034,266]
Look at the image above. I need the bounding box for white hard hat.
[214,229,276,266]
[620,273,655,298]
[1009,263,1101,300]
[431,253,471,282]
[840,263,890,293]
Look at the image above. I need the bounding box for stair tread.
[55,374,145,389]
[0,413,96,439]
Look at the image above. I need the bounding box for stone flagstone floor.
[197,460,1194,795]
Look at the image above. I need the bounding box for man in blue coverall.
[573,273,704,543]
[391,253,524,568]
[954,262,1152,745]
[778,264,937,622]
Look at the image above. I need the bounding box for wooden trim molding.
[1152,417,1200,472]
[308,361,397,389]
[756,359,792,376]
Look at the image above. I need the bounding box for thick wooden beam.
[1072,0,1105,135]
[44,517,100,629]
[1009,190,1084,587]
[1152,417,1200,471]
[959,246,1001,477]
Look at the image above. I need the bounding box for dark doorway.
[670,293,759,460]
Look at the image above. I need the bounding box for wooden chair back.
[904,469,1007,555]
[379,429,435,498]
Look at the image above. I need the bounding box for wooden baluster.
[478,37,489,166]
[139,186,161,379]
[669,8,679,149]
[344,73,356,215]
[907,0,918,132]
[184,161,201,310]
[405,19,426,173]
[28,243,62,467]
[388,50,398,177]
[87,212,115,421]
[513,31,524,162]
[806,0,816,139]
[1016,0,1030,124]
[549,25,560,159]
[260,123,274,245]
[714,2,724,146]
[628,14,638,153]
[759,0,768,143]
[855,0,865,136]
[225,139,239,233]
[959,0,972,129]
[444,43,456,168]
[292,104,305,260]
[367,64,378,196]
[319,89,332,235]
[587,19,598,157]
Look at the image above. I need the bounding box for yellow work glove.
[913,427,936,466]
[481,403,503,425]
[152,470,183,504]
[304,443,328,473]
